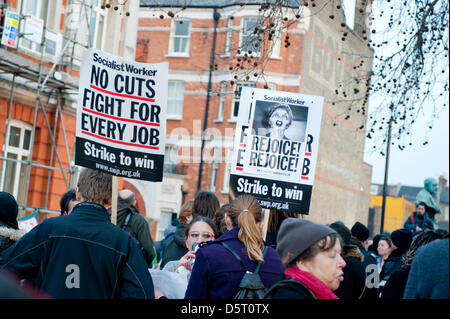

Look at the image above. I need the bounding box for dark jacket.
[116,206,155,267]
[334,247,366,300]
[184,227,284,299]
[404,212,434,235]
[264,277,316,299]
[380,249,404,282]
[0,224,27,261]
[159,224,188,269]
[380,267,410,299]
[0,202,154,299]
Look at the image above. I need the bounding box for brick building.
[0,0,139,220]
[137,0,374,235]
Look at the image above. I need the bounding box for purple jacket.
[184,227,284,299]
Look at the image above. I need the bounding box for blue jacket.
[184,227,284,299]
[0,202,154,299]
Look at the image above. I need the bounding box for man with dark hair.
[404,203,434,236]
[59,188,78,215]
[113,189,155,267]
[1,168,154,299]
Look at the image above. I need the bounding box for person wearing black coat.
[381,230,444,299]
[378,229,412,297]
[329,221,366,299]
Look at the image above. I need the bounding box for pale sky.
[357,1,450,188]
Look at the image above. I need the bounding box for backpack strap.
[220,242,268,274]
[123,212,132,227]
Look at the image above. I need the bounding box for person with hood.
[378,229,412,297]
[381,230,444,299]
[329,221,366,299]
[0,192,27,262]
[184,195,284,299]
[264,218,346,299]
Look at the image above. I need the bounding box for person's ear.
[76,187,82,201]
[225,214,232,230]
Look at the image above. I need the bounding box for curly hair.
[401,230,444,269]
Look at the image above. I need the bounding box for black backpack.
[121,212,148,261]
[220,242,268,299]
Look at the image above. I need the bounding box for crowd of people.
[0,167,448,299]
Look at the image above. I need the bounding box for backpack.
[121,212,148,261]
[220,242,268,299]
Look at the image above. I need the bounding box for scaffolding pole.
[0,0,95,219]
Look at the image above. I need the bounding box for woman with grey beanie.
[265,218,346,299]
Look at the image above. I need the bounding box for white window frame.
[221,148,232,194]
[214,81,227,122]
[223,17,234,57]
[90,1,108,50]
[269,22,283,59]
[168,19,191,57]
[156,210,175,241]
[167,80,185,120]
[239,17,262,57]
[0,120,32,204]
[19,0,47,53]
[163,144,179,174]
[230,82,256,121]
[209,147,220,192]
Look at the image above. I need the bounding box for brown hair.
[192,190,220,219]
[77,168,112,205]
[178,199,194,224]
[213,203,230,237]
[228,195,264,261]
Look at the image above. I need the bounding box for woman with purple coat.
[184,195,284,299]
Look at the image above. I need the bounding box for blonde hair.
[228,195,264,261]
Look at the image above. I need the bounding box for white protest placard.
[24,15,44,43]
[1,11,20,48]
[18,212,39,232]
[75,48,168,182]
[229,87,323,214]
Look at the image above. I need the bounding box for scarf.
[284,266,339,299]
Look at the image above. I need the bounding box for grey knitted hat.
[276,218,336,266]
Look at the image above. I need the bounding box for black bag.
[263,278,317,299]
[121,212,148,261]
[220,242,268,299]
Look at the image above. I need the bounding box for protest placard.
[75,48,168,182]
[229,87,323,214]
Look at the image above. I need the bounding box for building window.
[163,144,178,174]
[269,22,283,58]
[222,151,232,194]
[167,81,185,119]
[240,17,262,56]
[224,18,234,56]
[210,147,220,192]
[156,210,176,241]
[169,19,191,56]
[231,82,256,120]
[20,0,48,53]
[90,1,108,50]
[215,81,227,121]
[0,121,32,208]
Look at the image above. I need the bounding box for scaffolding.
[0,0,107,218]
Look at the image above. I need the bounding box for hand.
[178,251,196,270]
[415,226,422,232]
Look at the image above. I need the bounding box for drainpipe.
[197,8,220,193]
